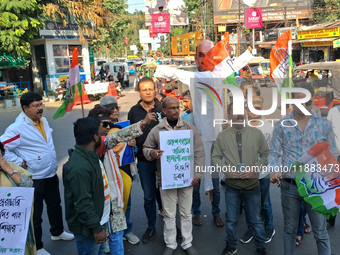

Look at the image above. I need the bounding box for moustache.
[37,110,43,114]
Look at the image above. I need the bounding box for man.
[0,92,74,255]
[143,97,205,255]
[155,77,164,95]
[100,96,140,245]
[154,39,232,227]
[180,90,194,126]
[269,83,336,255]
[118,67,125,88]
[128,77,164,242]
[240,96,275,244]
[212,102,269,255]
[240,80,254,98]
[134,71,143,91]
[326,105,340,228]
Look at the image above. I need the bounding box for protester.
[180,90,194,125]
[100,96,140,245]
[0,142,36,255]
[127,77,164,243]
[212,102,269,255]
[118,67,125,89]
[0,92,74,255]
[269,83,337,255]
[154,40,228,227]
[143,97,205,255]
[240,96,275,244]
[134,72,143,91]
[155,77,164,95]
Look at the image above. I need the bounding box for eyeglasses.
[101,121,111,128]
[30,103,43,109]
[110,106,121,111]
[166,106,180,111]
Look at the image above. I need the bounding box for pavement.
[0,79,339,255]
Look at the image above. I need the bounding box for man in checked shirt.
[269,82,337,255]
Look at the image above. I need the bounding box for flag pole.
[80,82,85,118]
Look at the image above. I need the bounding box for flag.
[203,32,253,78]
[270,30,293,92]
[291,142,340,219]
[53,49,83,120]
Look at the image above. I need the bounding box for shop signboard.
[39,20,90,39]
[171,31,203,56]
[245,8,262,29]
[145,0,188,26]
[214,0,312,24]
[300,41,334,47]
[264,29,278,42]
[298,27,340,40]
[139,29,151,44]
[218,26,226,32]
[152,13,170,33]
[333,39,340,49]
[278,27,297,40]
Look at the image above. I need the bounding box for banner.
[152,13,170,33]
[0,187,34,254]
[245,8,262,29]
[145,0,188,26]
[298,27,340,40]
[160,130,193,190]
[139,29,151,44]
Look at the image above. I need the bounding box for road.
[0,77,339,255]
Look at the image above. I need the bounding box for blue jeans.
[108,221,124,255]
[74,223,107,255]
[192,177,220,216]
[225,184,265,249]
[124,190,133,235]
[138,161,157,229]
[297,201,307,237]
[280,180,330,255]
[246,177,273,229]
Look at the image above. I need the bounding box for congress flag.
[53,49,83,120]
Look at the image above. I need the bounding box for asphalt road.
[0,78,339,255]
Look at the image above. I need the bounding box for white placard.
[160,130,194,190]
[0,187,34,254]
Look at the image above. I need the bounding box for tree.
[313,0,340,24]
[0,0,44,57]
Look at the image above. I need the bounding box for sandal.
[296,236,303,246]
[214,215,225,227]
[304,223,311,234]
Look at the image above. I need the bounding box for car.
[104,62,129,86]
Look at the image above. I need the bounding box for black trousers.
[33,174,64,250]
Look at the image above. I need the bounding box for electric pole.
[237,0,241,56]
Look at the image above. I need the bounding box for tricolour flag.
[270,30,293,92]
[203,32,253,79]
[291,142,340,219]
[53,49,83,120]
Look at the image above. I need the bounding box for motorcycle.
[55,81,67,101]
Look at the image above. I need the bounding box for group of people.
[1,37,340,255]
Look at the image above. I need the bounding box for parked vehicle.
[296,62,340,116]
[104,62,129,87]
[247,57,274,87]
[127,60,136,74]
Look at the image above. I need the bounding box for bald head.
[195,39,214,72]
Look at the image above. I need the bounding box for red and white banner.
[152,13,170,33]
[245,8,263,29]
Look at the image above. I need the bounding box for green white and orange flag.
[292,142,340,219]
[53,49,83,120]
[270,30,293,92]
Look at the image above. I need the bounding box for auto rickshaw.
[296,62,340,116]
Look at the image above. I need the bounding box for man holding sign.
[143,97,205,255]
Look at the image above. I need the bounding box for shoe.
[163,247,175,255]
[51,231,75,241]
[159,209,166,217]
[265,228,275,243]
[37,249,51,255]
[185,246,198,255]
[295,236,302,247]
[256,248,267,255]
[214,215,225,227]
[105,239,110,253]
[123,232,140,244]
[303,223,312,234]
[142,228,156,243]
[192,215,202,226]
[240,229,253,244]
[221,245,237,255]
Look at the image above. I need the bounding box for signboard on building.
[145,0,188,26]
[149,25,158,38]
[264,29,278,42]
[300,41,334,47]
[245,31,262,42]
[171,31,203,56]
[278,27,297,40]
[213,0,312,24]
[152,13,170,33]
[245,8,262,29]
[139,29,151,44]
[298,27,340,40]
[39,21,90,39]
[218,26,226,32]
[333,39,340,48]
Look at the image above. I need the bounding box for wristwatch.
[10,170,18,177]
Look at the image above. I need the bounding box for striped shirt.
[99,160,110,225]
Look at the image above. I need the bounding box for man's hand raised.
[141,108,157,126]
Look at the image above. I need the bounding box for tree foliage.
[313,0,340,24]
[0,0,44,57]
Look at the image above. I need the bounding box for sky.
[127,0,145,13]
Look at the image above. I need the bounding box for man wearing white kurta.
[154,40,252,227]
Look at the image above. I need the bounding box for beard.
[95,136,102,149]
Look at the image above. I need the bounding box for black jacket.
[128,99,164,161]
